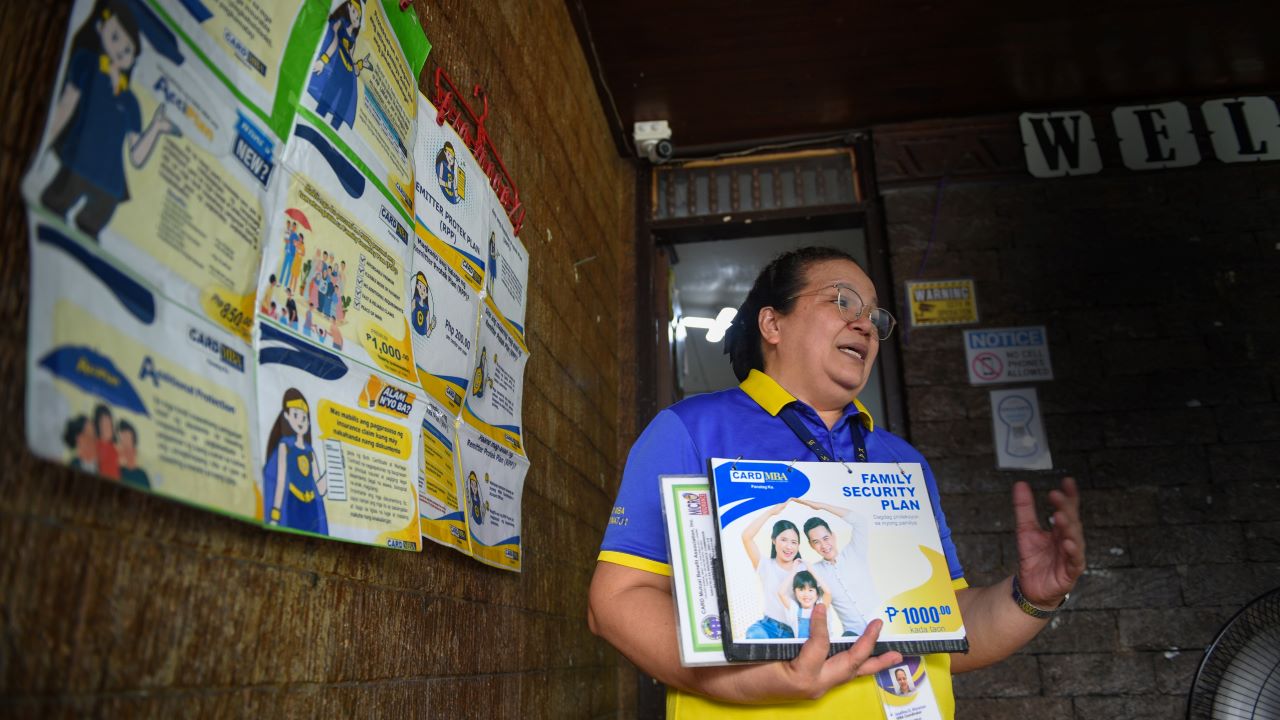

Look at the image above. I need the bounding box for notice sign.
[905,280,978,328]
[963,326,1053,385]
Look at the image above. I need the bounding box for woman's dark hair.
[93,403,116,442]
[769,519,800,559]
[264,388,311,465]
[329,0,364,40]
[63,415,90,449]
[792,570,819,593]
[724,246,861,381]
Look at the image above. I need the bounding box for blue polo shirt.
[57,49,142,200]
[598,370,967,719]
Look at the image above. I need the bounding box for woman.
[308,0,366,131]
[41,0,177,238]
[262,389,328,534]
[588,247,1085,717]
[740,503,806,639]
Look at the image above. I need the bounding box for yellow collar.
[739,369,874,431]
[98,54,128,94]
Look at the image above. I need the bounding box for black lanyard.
[777,405,867,463]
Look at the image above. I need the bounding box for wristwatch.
[1011,575,1067,619]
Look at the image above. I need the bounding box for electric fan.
[1187,587,1280,719]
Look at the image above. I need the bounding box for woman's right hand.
[769,604,903,700]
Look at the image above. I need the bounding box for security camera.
[634,120,674,164]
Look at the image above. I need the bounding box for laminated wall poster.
[708,458,967,662]
[455,419,529,571]
[257,126,417,384]
[150,0,328,137]
[23,0,534,566]
[296,0,428,218]
[417,394,470,554]
[413,95,488,288]
[255,324,426,549]
[26,214,259,520]
[21,0,286,342]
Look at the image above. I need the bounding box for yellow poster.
[296,0,419,215]
[256,141,418,383]
[413,94,488,288]
[456,419,529,572]
[408,230,481,415]
[152,0,322,129]
[418,396,470,555]
[905,279,979,328]
[26,217,258,520]
[460,296,529,456]
[21,0,282,341]
[255,326,425,550]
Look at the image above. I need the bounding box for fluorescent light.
[680,307,737,342]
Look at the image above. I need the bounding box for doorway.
[668,227,888,424]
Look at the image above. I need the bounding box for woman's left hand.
[1012,476,1086,607]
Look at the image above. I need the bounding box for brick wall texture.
[0,2,636,718]
[882,151,1280,718]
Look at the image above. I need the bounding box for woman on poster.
[262,389,328,535]
[739,501,807,639]
[308,0,368,132]
[589,246,1085,717]
[41,0,178,239]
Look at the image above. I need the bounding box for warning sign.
[963,326,1053,385]
[906,279,979,327]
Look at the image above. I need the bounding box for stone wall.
[0,1,635,717]
[880,138,1280,718]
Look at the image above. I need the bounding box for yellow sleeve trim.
[952,577,969,591]
[598,551,672,577]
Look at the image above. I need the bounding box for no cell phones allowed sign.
[963,326,1053,385]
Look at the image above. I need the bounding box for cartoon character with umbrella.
[280,208,311,290]
[40,0,183,239]
[40,344,148,480]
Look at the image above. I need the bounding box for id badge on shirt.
[875,656,943,720]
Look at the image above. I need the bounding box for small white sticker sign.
[963,326,1053,385]
[991,388,1053,471]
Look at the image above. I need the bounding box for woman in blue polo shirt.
[588,246,1085,718]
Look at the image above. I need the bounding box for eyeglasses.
[786,283,897,340]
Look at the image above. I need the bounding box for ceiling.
[568,0,1280,158]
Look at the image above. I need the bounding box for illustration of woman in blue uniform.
[41,0,179,239]
[471,347,487,398]
[262,388,328,535]
[410,271,433,337]
[307,0,368,132]
[435,142,461,203]
[467,470,485,526]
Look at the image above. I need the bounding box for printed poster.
[990,387,1053,471]
[22,0,282,342]
[296,0,429,217]
[257,126,418,383]
[708,458,967,661]
[904,279,978,328]
[152,0,327,136]
[408,228,481,415]
[256,324,425,550]
[482,200,529,339]
[413,94,488,288]
[460,298,528,456]
[418,394,470,554]
[26,216,259,520]
[456,419,529,571]
[660,476,730,666]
